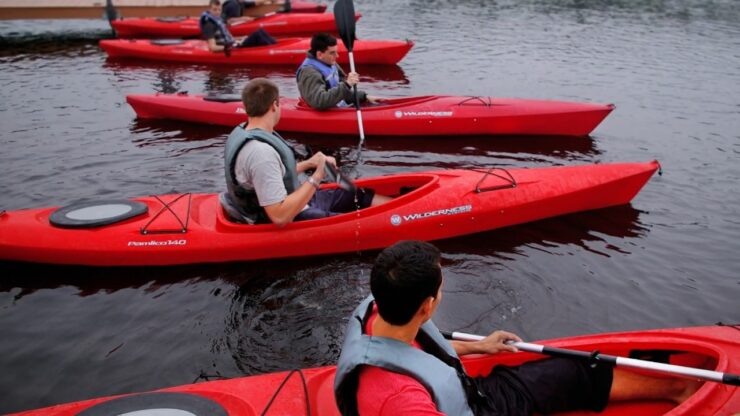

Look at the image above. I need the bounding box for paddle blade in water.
[334,0,357,51]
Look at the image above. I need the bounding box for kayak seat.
[75,391,228,416]
[150,39,186,46]
[399,186,417,196]
[49,200,148,229]
[219,192,253,224]
[204,94,242,103]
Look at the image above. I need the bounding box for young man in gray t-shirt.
[223,78,391,226]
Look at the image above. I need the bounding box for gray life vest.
[199,11,234,46]
[223,125,300,224]
[333,296,479,416]
[296,53,349,108]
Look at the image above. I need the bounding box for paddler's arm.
[206,37,226,53]
[297,66,361,110]
[450,330,521,356]
[263,152,334,227]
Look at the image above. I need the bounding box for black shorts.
[474,358,613,416]
[294,188,375,221]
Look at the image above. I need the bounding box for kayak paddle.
[105,0,118,22]
[334,0,366,146]
[442,331,740,386]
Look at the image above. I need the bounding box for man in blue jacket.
[296,32,382,110]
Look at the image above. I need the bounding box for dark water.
[1,0,739,413]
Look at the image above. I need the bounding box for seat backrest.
[218,192,253,224]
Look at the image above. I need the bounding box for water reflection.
[287,132,601,161]
[436,205,647,260]
[130,119,229,146]
[103,60,410,93]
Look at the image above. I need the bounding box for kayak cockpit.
[462,337,724,416]
[294,95,440,111]
[216,173,440,230]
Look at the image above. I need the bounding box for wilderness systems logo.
[390,204,472,226]
[394,111,453,118]
[127,239,187,247]
[236,107,246,114]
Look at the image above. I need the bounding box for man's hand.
[451,330,522,356]
[345,71,360,87]
[304,151,336,181]
[475,330,522,354]
[366,95,384,104]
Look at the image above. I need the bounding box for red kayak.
[0,162,658,266]
[111,12,359,38]
[99,37,413,65]
[12,325,739,415]
[127,93,614,137]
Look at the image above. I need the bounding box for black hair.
[209,0,221,6]
[370,240,443,325]
[309,32,338,55]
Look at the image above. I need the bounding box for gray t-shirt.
[234,140,288,207]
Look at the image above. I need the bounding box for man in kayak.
[221,0,280,25]
[296,32,382,110]
[334,240,701,415]
[221,78,392,226]
[200,0,277,54]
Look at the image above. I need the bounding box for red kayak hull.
[111,13,358,38]
[0,163,658,266]
[12,325,739,415]
[99,37,413,65]
[127,93,614,137]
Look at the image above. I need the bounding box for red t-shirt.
[355,307,444,416]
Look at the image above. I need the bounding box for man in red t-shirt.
[334,240,700,416]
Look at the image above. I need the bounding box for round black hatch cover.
[49,200,148,229]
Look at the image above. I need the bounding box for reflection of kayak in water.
[127,93,615,137]
[111,13,359,38]
[99,37,413,65]
[14,325,739,415]
[0,162,658,266]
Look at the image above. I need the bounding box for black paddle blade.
[105,0,118,22]
[333,0,357,51]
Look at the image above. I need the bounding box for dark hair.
[209,0,221,6]
[370,240,443,325]
[241,78,279,117]
[309,32,337,55]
